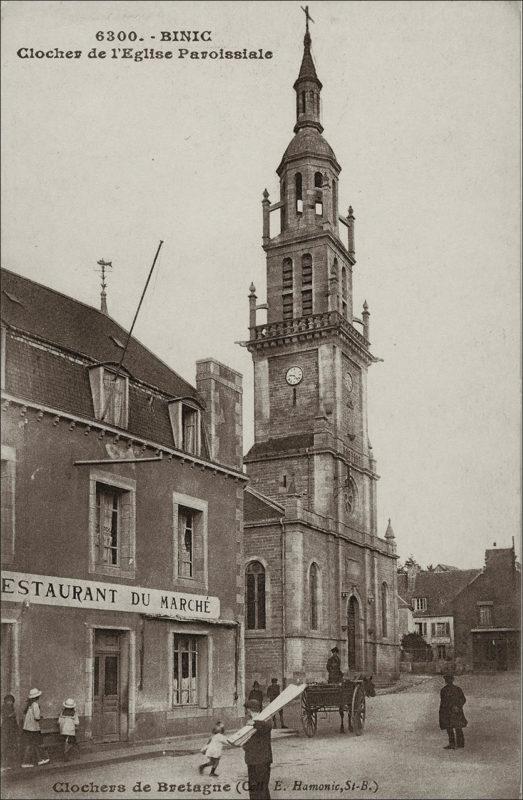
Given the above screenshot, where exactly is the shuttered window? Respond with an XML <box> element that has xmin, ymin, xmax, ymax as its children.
<box><xmin>89</xmin><ymin>472</ymin><xmax>136</xmax><ymax>578</ymax></box>
<box><xmin>246</xmin><ymin>561</ymin><xmax>266</xmax><ymax>630</ymax></box>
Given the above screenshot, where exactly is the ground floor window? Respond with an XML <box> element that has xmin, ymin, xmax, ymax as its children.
<box><xmin>172</xmin><ymin>635</ymin><xmax>198</xmax><ymax>706</ymax></box>
<box><xmin>437</xmin><ymin>644</ymin><xmax>447</xmax><ymax>659</ymax></box>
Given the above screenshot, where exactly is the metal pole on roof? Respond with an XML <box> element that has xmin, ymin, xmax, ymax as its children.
<box><xmin>101</xmin><ymin>240</ymin><xmax>164</xmax><ymax>422</ymax></box>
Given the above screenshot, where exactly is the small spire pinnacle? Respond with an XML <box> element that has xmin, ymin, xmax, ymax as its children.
<box><xmin>385</xmin><ymin>518</ymin><xmax>395</xmax><ymax>540</ymax></box>
<box><xmin>249</xmin><ymin>282</ymin><xmax>256</xmax><ymax>295</ymax></box>
<box><xmin>95</xmin><ymin>259</ymin><xmax>112</xmax><ymax>315</ymax></box>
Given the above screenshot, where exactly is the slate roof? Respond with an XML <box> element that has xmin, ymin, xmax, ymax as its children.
<box><xmin>244</xmin><ymin>487</ymin><xmax>285</xmax><ymax>524</ymax></box>
<box><xmin>397</xmin><ymin>569</ymin><xmax>482</xmax><ymax>617</ymax></box>
<box><xmin>294</xmin><ymin>32</ymin><xmax>322</xmax><ymax>87</ymax></box>
<box><xmin>245</xmin><ymin>432</ymin><xmax>314</xmax><ymax>461</ymax></box>
<box><xmin>1</xmin><ymin>268</ymin><xmax>199</xmax><ymax>400</ymax></box>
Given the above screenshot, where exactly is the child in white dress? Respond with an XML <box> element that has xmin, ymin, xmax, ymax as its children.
<box><xmin>198</xmin><ymin>722</ymin><xmax>229</xmax><ymax>777</ymax></box>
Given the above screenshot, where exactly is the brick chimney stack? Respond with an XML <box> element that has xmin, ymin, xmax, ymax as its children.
<box><xmin>196</xmin><ymin>358</ymin><xmax>243</xmax><ymax>470</ymax></box>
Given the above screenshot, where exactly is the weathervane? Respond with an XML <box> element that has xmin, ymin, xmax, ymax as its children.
<box><xmin>95</xmin><ymin>259</ymin><xmax>112</xmax><ymax>314</ymax></box>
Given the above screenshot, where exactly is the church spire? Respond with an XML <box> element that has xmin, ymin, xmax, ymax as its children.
<box><xmin>293</xmin><ymin>7</ymin><xmax>323</xmax><ymax>133</ymax></box>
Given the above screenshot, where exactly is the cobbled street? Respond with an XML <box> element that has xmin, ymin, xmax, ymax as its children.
<box><xmin>3</xmin><ymin>673</ymin><xmax>519</xmax><ymax>800</ymax></box>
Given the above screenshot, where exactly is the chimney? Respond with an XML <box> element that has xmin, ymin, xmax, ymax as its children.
<box><xmin>196</xmin><ymin>358</ymin><xmax>243</xmax><ymax>470</ymax></box>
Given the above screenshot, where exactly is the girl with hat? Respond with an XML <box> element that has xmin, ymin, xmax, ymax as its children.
<box><xmin>58</xmin><ymin>699</ymin><xmax>80</xmax><ymax>761</ymax></box>
<box><xmin>21</xmin><ymin>689</ymin><xmax>49</xmax><ymax>768</ymax></box>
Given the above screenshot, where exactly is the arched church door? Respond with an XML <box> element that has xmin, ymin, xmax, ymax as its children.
<box><xmin>347</xmin><ymin>596</ymin><xmax>358</xmax><ymax>670</ymax></box>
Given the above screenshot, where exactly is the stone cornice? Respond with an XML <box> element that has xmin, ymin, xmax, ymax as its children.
<box><xmin>263</xmin><ymin>228</ymin><xmax>355</xmax><ymax>267</ymax></box>
<box><xmin>1</xmin><ymin>393</ymin><xmax>248</xmax><ymax>482</ymax></box>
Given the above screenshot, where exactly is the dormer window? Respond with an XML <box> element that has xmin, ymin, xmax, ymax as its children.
<box><xmin>169</xmin><ymin>398</ymin><xmax>202</xmax><ymax>456</ymax></box>
<box><xmin>413</xmin><ymin>597</ymin><xmax>427</xmax><ymax>612</ymax></box>
<box><xmin>89</xmin><ymin>366</ymin><xmax>129</xmax><ymax>428</ymax></box>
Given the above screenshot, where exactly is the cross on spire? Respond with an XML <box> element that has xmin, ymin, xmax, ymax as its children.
<box><xmin>301</xmin><ymin>5</ymin><xmax>314</xmax><ymax>36</ymax></box>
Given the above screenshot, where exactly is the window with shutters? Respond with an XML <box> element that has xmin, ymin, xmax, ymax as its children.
<box><xmin>283</xmin><ymin>294</ymin><xmax>293</xmax><ymax>321</ymax></box>
<box><xmin>89</xmin><ymin>366</ymin><xmax>129</xmax><ymax>428</ymax></box>
<box><xmin>435</xmin><ymin>621</ymin><xmax>451</xmax><ymax>637</ymax></box>
<box><xmin>415</xmin><ymin>622</ymin><xmax>427</xmax><ymax>637</ymax></box>
<box><xmin>89</xmin><ymin>471</ymin><xmax>136</xmax><ymax>578</ymax></box>
<box><xmin>168</xmin><ymin>399</ymin><xmax>202</xmax><ymax>456</ymax></box>
<box><xmin>246</xmin><ymin>561</ymin><xmax>266</xmax><ymax>630</ymax></box>
<box><xmin>302</xmin><ymin>254</ymin><xmax>312</xmax><ymax>286</ymax></box>
<box><xmin>1</xmin><ymin>446</ymin><xmax>16</xmax><ymax>564</ymax></box>
<box><xmin>302</xmin><ymin>290</ymin><xmax>313</xmax><ymax>316</ymax></box>
<box><xmin>173</xmin><ymin>492</ymin><xmax>208</xmax><ymax>588</ymax></box>
<box><xmin>282</xmin><ymin>258</ymin><xmax>293</xmax><ymax>290</ymax></box>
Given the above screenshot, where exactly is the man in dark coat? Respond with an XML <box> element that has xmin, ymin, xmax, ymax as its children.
<box><xmin>243</xmin><ymin>700</ymin><xmax>273</xmax><ymax>800</ymax></box>
<box><xmin>266</xmin><ymin>678</ymin><xmax>286</xmax><ymax>729</ymax></box>
<box><xmin>247</xmin><ymin>681</ymin><xmax>264</xmax><ymax>708</ymax></box>
<box><xmin>326</xmin><ymin>647</ymin><xmax>343</xmax><ymax>683</ymax></box>
<box><xmin>439</xmin><ymin>673</ymin><xmax>467</xmax><ymax>749</ymax></box>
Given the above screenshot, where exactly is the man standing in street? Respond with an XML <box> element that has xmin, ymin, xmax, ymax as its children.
<box><xmin>326</xmin><ymin>647</ymin><xmax>343</xmax><ymax>683</ymax></box>
<box><xmin>266</xmin><ymin>678</ymin><xmax>287</xmax><ymax>729</ymax></box>
<box><xmin>439</xmin><ymin>673</ymin><xmax>467</xmax><ymax>749</ymax></box>
<box><xmin>243</xmin><ymin>699</ymin><xmax>273</xmax><ymax>800</ymax></box>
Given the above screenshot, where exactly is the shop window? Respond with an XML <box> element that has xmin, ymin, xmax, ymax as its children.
<box><xmin>310</xmin><ymin>563</ymin><xmax>319</xmax><ymax>630</ymax></box>
<box><xmin>89</xmin><ymin>366</ymin><xmax>129</xmax><ymax>428</ymax></box>
<box><xmin>89</xmin><ymin>471</ymin><xmax>136</xmax><ymax>578</ymax></box>
<box><xmin>246</xmin><ymin>561</ymin><xmax>266</xmax><ymax>630</ymax></box>
<box><xmin>172</xmin><ymin>635</ymin><xmax>198</xmax><ymax>706</ymax></box>
<box><xmin>381</xmin><ymin>582</ymin><xmax>388</xmax><ymax>637</ymax></box>
<box><xmin>1</xmin><ymin>446</ymin><xmax>15</xmax><ymax>564</ymax></box>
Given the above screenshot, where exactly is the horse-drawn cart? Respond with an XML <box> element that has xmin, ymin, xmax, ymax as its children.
<box><xmin>300</xmin><ymin>679</ymin><xmax>366</xmax><ymax>737</ymax></box>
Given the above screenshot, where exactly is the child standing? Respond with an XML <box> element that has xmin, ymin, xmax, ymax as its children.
<box><xmin>58</xmin><ymin>699</ymin><xmax>80</xmax><ymax>761</ymax></box>
<box><xmin>21</xmin><ymin>688</ymin><xmax>49</xmax><ymax>768</ymax></box>
<box><xmin>1</xmin><ymin>694</ymin><xmax>19</xmax><ymax>770</ymax></box>
<box><xmin>198</xmin><ymin>722</ymin><xmax>229</xmax><ymax>777</ymax></box>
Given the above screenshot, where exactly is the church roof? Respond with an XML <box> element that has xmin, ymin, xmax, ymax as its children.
<box><xmin>277</xmin><ymin>127</ymin><xmax>340</xmax><ymax>175</ymax></box>
<box><xmin>244</xmin><ymin>486</ymin><xmax>285</xmax><ymax>523</ymax></box>
<box><xmin>245</xmin><ymin>433</ymin><xmax>314</xmax><ymax>461</ymax></box>
<box><xmin>1</xmin><ymin>267</ymin><xmax>199</xmax><ymax>401</ymax></box>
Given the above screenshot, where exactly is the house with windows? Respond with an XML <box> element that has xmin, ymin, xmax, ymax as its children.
<box><xmin>1</xmin><ymin>267</ymin><xmax>247</xmax><ymax>743</ymax></box>
<box><xmin>241</xmin><ymin>21</ymin><xmax>400</xmax><ymax>691</ymax></box>
<box><xmin>452</xmin><ymin>545</ymin><xmax>520</xmax><ymax>670</ymax></box>
<box><xmin>397</xmin><ymin>565</ymin><xmax>481</xmax><ymax>661</ymax></box>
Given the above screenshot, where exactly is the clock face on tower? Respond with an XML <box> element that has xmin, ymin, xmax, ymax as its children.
<box><xmin>285</xmin><ymin>366</ymin><xmax>303</xmax><ymax>386</ymax></box>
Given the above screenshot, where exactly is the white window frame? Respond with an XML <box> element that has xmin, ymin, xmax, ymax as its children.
<box><xmin>415</xmin><ymin>622</ymin><xmax>427</xmax><ymax>637</ymax></box>
<box><xmin>413</xmin><ymin>597</ymin><xmax>427</xmax><ymax>612</ymax></box>
<box><xmin>167</xmin><ymin>626</ymin><xmax>211</xmax><ymax>712</ymax></box>
<box><xmin>1</xmin><ymin>445</ymin><xmax>16</xmax><ymax>565</ymax></box>
<box><xmin>88</xmin><ymin>469</ymin><xmax>136</xmax><ymax>578</ymax></box>
<box><xmin>168</xmin><ymin>400</ymin><xmax>201</xmax><ymax>455</ymax></box>
<box><xmin>88</xmin><ymin>366</ymin><xmax>129</xmax><ymax>429</ymax></box>
<box><xmin>172</xmin><ymin>492</ymin><xmax>208</xmax><ymax>590</ymax></box>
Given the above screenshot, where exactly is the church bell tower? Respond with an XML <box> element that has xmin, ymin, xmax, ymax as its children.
<box><xmin>243</xmin><ymin>12</ymin><xmax>399</xmax><ymax>685</ymax></box>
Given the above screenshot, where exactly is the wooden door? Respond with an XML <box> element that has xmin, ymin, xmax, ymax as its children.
<box><xmin>93</xmin><ymin>632</ymin><xmax>121</xmax><ymax>742</ymax></box>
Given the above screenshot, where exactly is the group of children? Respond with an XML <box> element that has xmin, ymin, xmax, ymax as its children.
<box><xmin>1</xmin><ymin>689</ymin><xmax>80</xmax><ymax>770</ymax></box>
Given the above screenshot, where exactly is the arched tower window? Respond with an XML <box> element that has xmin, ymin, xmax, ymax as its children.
<box><xmin>300</xmin><ymin>91</ymin><xmax>306</xmax><ymax>114</ymax></box>
<box><xmin>246</xmin><ymin>561</ymin><xmax>266</xmax><ymax>630</ymax></box>
<box><xmin>310</xmin><ymin>562</ymin><xmax>319</xmax><ymax>629</ymax></box>
<box><xmin>314</xmin><ymin>172</ymin><xmax>323</xmax><ymax>188</ymax></box>
<box><xmin>280</xmin><ymin>179</ymin><xmax>287</xmax><ymax>231</ymax></box>
<box><xmin>381</xmin><ymin>582</ymin><xmax>388</xmax><ymax>637</ymax></box>
<box><xmin>295</xmin><ymin>172</ymin><xmax>303</xmax><ymax>213</ymax></box>
<box><xmin>301</xmin><ymin>254</ymin><xmax>313</xmax><ymax>316</ymax></box>
<box><xmin>314</xmin><ymin>172</ymin><xmax>323</xmax><ymax>216</ymax></box>
<box><xmin>341</xmin><ymin>266</ymin><xmax>348</xmax><ymax>319</ymax></box>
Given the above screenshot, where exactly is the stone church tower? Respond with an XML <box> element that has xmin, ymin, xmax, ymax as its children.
<box><xmin>242</xmin><ymin>20</ymin><xmax>400</xmax><ymax>686</ymax></box>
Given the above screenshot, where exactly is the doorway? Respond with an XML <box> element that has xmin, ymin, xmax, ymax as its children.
<box><xmin>347</xmin><ymin>596</ymin><xmax>359</xmax><ymax>671</ymax></box>
<box><xmin>93</xmin><ymin>630</ymin><xmax>127</xmax><ymax>742</ymax></box>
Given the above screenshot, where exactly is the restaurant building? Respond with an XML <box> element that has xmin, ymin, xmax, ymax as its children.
<box><xmin>1</xmin><ymin>267</ymin><xmax>246</xmax><ymax>742</ymax></box>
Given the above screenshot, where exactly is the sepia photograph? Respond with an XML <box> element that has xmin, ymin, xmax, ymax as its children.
<box><xmin>1</xmin><ymin>2</ymin><xmax>520</xmax><ymax>799</ymax></box>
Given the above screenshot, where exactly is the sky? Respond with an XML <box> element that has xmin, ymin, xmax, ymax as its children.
<box><xmin>1</xmin><ymin>0</ymin><xmax>520</xmax><ymax>569</ymax></box>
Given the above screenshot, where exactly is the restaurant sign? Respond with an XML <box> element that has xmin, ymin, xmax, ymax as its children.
<box><xmin>1</xmin><ymin>571</ymin><xmax>220</xmax><ymax>620</ymax></box>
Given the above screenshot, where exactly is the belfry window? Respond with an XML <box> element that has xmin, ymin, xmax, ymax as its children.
<box><xmin>246</xmin><ymin>561</ymin><xmax>266</xmax><ymax>630</ymax></box>
<box><xmin>283</xmin><ymin>294</ymin><xmax>293</xmax><ymax>321</ymax></box>
<box><xmin>310</xmin><ymin>563</ymin><xmax>319</xmax><ymax>630</ymax></box>
<box><xmin>281</xmin><ymin>179</ymin><xmax>287</xmax><ymax>230</ymax></box>
<box><xmin>342</xmin><ymin>266</ymin><xmax>348</xmax><ymax>319</ymax></box>
<box><xmin>302</xmin><ymin>254</ymin><xmax>312</xmax><ymax>285</ymax></box>
<box><xmin>314</xmin><ymin>172</ymin><xmax>323</xmax><ymax>215</ymax></box>
<box><xmin>282</xmin><ymin>258</ymin><xmax>293</xmax><ymax>290</ymax></box>
<box><xmin>302</xmin><ymin>290</ymin><xmax>313</xmax><ymax>316</ymax></box>
<box><xmin>314</xmin><ymin>172</ymin><xmax>323</xmax><ymax>188</ymax></box>
<box><xmin>300</xmin><ymin>91</ymin><xmax>306</xmax><ymax>114</ymax></box>
<box><xmin>295</xmin><ymin>173</ymin><xmax>303</xmax><ymax>213</ymax></box>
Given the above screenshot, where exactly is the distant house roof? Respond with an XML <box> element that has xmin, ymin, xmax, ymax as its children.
<box><xmin>245</xmin><ymin>433</ymin><xmax>314</xmax><ymax>460</ymax></box>
<box><xmin>397</xmin><ymin>569</ymin><xmax>482</xmax><ymax>617</ymax></box>
<box><xmin>1</xmin><ymin>268</ymin><xmax>199</xmax><ymax>400</ymax></box>
<box><xmin>244</xmin><ymin>486</ymin><xmax>285</xmax><ymax>524</ymax></box>
<box><xmin>434</xmin><ymin>563</ymin><xmax>459</xmax><ymax>572</ymax></box>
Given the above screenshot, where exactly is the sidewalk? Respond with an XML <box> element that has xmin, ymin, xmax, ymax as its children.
<box><xmin>2</xmin><ymin>728</ymin><xmax>297</xmax><ymax>784</ymax></box>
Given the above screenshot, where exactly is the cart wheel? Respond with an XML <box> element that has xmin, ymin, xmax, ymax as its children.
<box><xmin>301</xmin><ymin>694</ymin><xmax>318</xmax><ymax>737</ymax></box>
<box><xmin>351</xmin><ymin>684</ymin><xmax>365</xmax><ymax>736</ymax></box>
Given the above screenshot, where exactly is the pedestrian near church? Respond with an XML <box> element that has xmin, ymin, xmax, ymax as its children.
<box><xmin>242</xmin><ymin>699</ymin><xmax>273</xmax><ymax>800</ymax></box>
<box><xmin>21</xmin><ymin>688</ymin><xmax>50</xmax><ymax>768</ymax></box>
<box><xmin>58</xmin><ymin>699</ymin><xmax>80</xmax><ymax>761</ymax></box>
<box><xmin>439</xmin><ymin>673</ymin><xmax>467</xmax><ymax>749</ymax></box>
<box><xmin>1</xmin><ymin>694</ymin><xmax>19</xmax><ymax>769</ymax></box>
<box><xmin>266</xmin><ymin>678</ymin><xmax>286</xmax><ymax>729</ymax></box>
<box><xmin>248</xmin><ymin>681</ymin><xmax>264</xmax><ymax>708</ymax></box>
<box><xmin>326</xmin><ymin>647</ymin><xmax>344</xmax><ymax>683</ymax></box>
